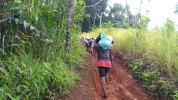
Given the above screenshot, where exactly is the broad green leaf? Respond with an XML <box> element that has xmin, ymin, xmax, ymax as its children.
<box><xmin>4</xmin><ymin>14</ymin><xmax>14</xmax><ymax>19</ymax></box>
<box><xmin>19</xmin><ymin>10</ymin><xmax>26</xmax><ymax>19</ymax></box>
<box><xmin>10</xmin><ymin>3</ymin><xmax>20</xmax><ymax>10</ymax></box>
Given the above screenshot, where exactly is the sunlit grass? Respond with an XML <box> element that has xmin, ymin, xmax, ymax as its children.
<box><xmin>83</xmin><ymin>28</ymin><xmax>178</xmax><ymax>79</ymax></box>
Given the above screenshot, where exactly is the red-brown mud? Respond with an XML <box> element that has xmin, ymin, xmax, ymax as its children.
<box><xmin>61</xmin><ymin>54</ymin><xmax>153</xmax><ymax>100</ymax></box>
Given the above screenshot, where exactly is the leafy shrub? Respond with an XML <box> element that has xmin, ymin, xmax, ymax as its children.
<box><xmin>138</xmin><ymin>16</ymin><xmax>150</xmax><ymax>31</ymax></box>
<box><xmin>0</xmin><ymin>0</ymin><xmax>86</xmax><ymax>99</ymax></box>
<box><xmin>128</xmin><ymin>59</ymin><xmax>177</xmax><ymax>99</ymax></box>
<box><xmin>129</xmin><ymin>59</ymin><xmax>144</xmax><ymax>79</ymax></box>
<box><xmin>0</xmin><ymin>50</ymin><xmax>81</xmax><ymax>99</ymax></box>
<box><xmin>172</xmin><ymin>90</ymin><xmax>178</xmax><ymax>99</ymax></box>
<box><xmin>102</xmin><ymin>21</ymin><xmax>114</xmax><ymax>28</ymax></box>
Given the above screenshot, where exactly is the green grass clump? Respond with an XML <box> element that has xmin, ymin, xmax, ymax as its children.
<box><xmin>128</xmin><ymin>59</ymin><xmax>177</xmax><ymax>100</ymax></box>
<box><xmin>0</xmin><ymin>33</ymin><xmax>85</xmax><ymax>99</ymax></box>
<box><xmin>0</xmin><ymin>52</ymin><xmax>81</xmax><ymax>99</ymax></box>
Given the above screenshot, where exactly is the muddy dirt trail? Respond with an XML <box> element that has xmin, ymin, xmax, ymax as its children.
<box><xmin>61</xmin><ymin>53</ymin><xmax>153</xmax><ymax>100</ymax></box>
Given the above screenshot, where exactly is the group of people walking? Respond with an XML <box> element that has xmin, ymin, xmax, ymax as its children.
<box><xmin>81</xmin><ymin>36</ymin><xmax>95</xmax><ymax>56</ymax></box>
<box><xmin>81</xmin><ymin>33</ymin><xmax>114</xmax><ymax>98</ymax></box>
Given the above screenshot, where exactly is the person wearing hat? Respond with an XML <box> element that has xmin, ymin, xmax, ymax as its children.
<box><xmin>95</xmin><ymin>33</ymin><xmax>114</xmax><ymax>98</ymax></box>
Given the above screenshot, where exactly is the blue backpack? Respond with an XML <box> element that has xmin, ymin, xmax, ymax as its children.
<box><xmin>98</xmin><ymin>33</ymin><xmax>112</xmax><ymax>49</ymax></box>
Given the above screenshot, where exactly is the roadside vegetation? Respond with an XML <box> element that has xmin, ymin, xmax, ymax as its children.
<box><xmin>0</xmin><ymin>0</ymin><xmax>85</xmax><ymax>99</ymax></box>
<box><xmin>1</xmin><ymin>0</ymin><xmax>178</xmax><ymax>99</ymax></box>
<box><xmin>84</xmin><ymin>18</ymin><xmax>178</xmax><ymax>99</ymax></box>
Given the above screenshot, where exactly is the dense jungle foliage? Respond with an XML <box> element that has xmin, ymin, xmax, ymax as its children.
<box><xmin>0</xmin><ymin>0</ymin><xmax>86</xmax><ymax>99</ymax></box>
<box><xmin>0</xmin><ymin>0</ymin><xmax>178</xmax><ymax>100</ymax></box>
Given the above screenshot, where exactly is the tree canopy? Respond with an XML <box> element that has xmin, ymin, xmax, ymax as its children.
<box><xmin>81</xmin><ymin>1</ymin><xmax>140</xmax><ymax>32</ymax></box>
<box><xmin>82</xmin><ymin>0</ymin><xmax>108</xmax><ymax>32</ymax></box>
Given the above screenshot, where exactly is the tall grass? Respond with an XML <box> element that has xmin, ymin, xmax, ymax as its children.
<box><xmin>0</xmin><ymin>0</ymin><xmax>86</xmax><ymax>99</ymax></box>
<box><xmin>85</xmin><ymin>28</ymin><xmax>178</xmax><ymax>79</ymax></box>
<box><xmin>145</xmin><ymin>29</ymin><xmax>178</xmax><ymax>78</ymax></box>
<box><xmin>0</xmin><ymin>33</ymin><xmax>85</xmax><ymax>99</ymax></box>
<box><xmin>0</xmin><ymin>52</ymin><xmax>78</xmax><ymax>99</ymax></box>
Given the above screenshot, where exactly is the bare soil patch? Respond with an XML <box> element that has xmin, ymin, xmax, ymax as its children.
<box><xmin>61</xmin><ymin>54</ymin><xmax>153</xmax><ymax>100</ymax></box>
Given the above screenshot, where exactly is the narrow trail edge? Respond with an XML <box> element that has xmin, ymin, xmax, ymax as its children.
<box><xmin>61</xmin><ymin>54</ymin><xmax>153</xmax><ymax>100</ymax></box>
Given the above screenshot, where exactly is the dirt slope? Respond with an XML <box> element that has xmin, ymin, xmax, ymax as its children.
<box><xmin>61</xmin><ymin>54</ymin><xmax>153</xmax><ymax>100</ymax></box>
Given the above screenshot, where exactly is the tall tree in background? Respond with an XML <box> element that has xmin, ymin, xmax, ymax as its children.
<box><xmin>102</xmin><ymin>2</ymin><xmax>136</xmax><ymax>28</ymax></box>
<box><xmin>121</xmin><ymin>1</ymin><xmax>134</xmax><ymax>27</ymax></box>
<box><xmin>82</xmin><ymin>0</ymin><xmax>144</xmax><ymax>30</ymax></box>
<box><xmin>82</xmin><ymin>0</ymin><xmax>108</xmax><ymax>32</ymax></box>
<box><xmin>108</xmin><ymin>3</ymin><xmax>125</xmax><ymax>27</ymax></box>
<box><xmin>132</xmin><ymin>0</ymin><xmax>142</xmax><ymax>28</ymax></box>
<box><xmin>133</xmin><ymin>0</ymin><xmax>151</xmax><ymax>28</ymax></box>
<box><xmin>125</xmin><ymin>0</ymin><xmax>130</xmax><ymax>25</ymax></box>
<box><xmin>174</xmin><ymin>3</ymin><xmax>178</xmax><ymax>14</ymax></box>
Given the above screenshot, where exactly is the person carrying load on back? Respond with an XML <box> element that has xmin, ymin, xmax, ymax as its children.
<box><xmin>94</xmin><ymin>33</ymin><xmax>114</xmax><ymax>98</ymax></box>
<box><xmin>88</xmin><ymin>37</ymin><xmax>95</xmax><ymax>56</ymax></box>
<box><xmin>81</xmin><ymin>36</ymin><xmax>90</xmax><ymax>51</ymax></box>
<box><xmin>80</xmin><ymin>36</ymin><xmax>86</xmax><ymax>45</ymax></box>
<box><xmin>80</xmin><ymin>36</ymin><xmax>89</xmax><ymax>46</ymax></box>
<box><xmin>84</xmin><ymin>37</ymin><xmax>95</xmax><ymax>56</ymax></box>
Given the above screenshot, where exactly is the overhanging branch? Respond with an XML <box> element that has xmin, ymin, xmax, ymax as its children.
<box><xmin>85</xmin><ymin>0</ymin><xmax>102</xmax><ymax>8</ymax></box>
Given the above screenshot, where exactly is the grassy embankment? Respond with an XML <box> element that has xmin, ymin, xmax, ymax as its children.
<box><xmin>83</xmin><ymin>28</ymin><xmax>178</xmax><ymax>99</ymax></box>
<box><xmin>0</xmin><ymin>34</ymin><xmax>85</xmax><ymax>99</ymax></box>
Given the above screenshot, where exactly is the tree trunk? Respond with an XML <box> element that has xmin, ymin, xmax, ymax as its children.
<box><xmin>66</xmin><ymin>0</ymin><xmax>73</xmax><ymax>53</ymax></box>
<box><xmin>125</xmin><ymin>0</ymin><xmax>130</xmax><ymax>25</ymax></box>
<box><xmin>93</xmin><ymin>12</ymin><xmax>96</xmax><ymax>27</ymax></box>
